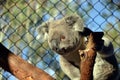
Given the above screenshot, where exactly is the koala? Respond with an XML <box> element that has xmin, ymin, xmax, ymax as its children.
<box><xmin>36</xmin><ymin>14</ymin><xmax>119</xmax><ymax>80</ymax></box>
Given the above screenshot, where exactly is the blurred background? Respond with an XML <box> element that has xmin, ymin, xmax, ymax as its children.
<box><xmin>0</xmin><ymin>0</ymin><xmax>120</xmax><ymax>80</ymax></box>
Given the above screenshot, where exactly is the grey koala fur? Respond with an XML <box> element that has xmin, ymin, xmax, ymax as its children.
<box><xmin>37</xmin><ymin>14</ymin><xmax>119</xmax><ymax>80</ymax></box>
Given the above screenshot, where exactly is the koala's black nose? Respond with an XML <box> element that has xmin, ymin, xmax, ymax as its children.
<box><xmin>61</xmin><ymin>48</ymin><xmax>66</xmax><ymax>52</ymax></box>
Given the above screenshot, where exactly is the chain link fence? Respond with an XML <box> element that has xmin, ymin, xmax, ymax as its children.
<box><xmin>0</xmin><ymin>0</ymin><xmax>120</xmax><ymax>80</ymax></box>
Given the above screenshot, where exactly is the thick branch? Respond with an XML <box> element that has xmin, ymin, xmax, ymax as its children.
<box><xmin>79</xmin><ymin>32</ymin><xmax>104</xmax><ymax>80</ymax></box>
<box><xmin>0</xmin><ymin>43</ymin><xmax>54</xmax><ymax>80</ymax></box>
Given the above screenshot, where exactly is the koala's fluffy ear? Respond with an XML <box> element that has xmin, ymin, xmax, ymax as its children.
<box><xmin>65</xmin><ymin>14</ymin><xmax>84</xmax><ymax>31</ymax></box>
<box><xmin>36</xmin><ymin>22</ymin><xmax>49</xmax><ymax>42</ymax></box>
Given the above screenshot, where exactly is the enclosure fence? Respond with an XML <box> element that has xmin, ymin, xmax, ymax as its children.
<box><xmin>0</xmin><ymin>0</ymin><xmax>120</xmax><ymax>80</ymax></box>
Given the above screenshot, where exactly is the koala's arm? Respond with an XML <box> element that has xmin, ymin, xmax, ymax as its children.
<box><xmin>59</xmin><ymin>56</ymin><xmax>80</xmax><ymax>80</ymax></box>
<box><xmin>98</xmin><ymin>37</ymin><xmax>114</xmax><ymax>58</ymax></box>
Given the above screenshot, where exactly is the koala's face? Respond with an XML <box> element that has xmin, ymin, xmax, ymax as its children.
<box><xmin>37</xmin><ymin>15</ymin><xmax>91</xmax><ymax>55</ymax></box>
<box><xmin>48</xmin><ymin>20</ymin><xmax>80</xmax><ymax>55</ymax></box>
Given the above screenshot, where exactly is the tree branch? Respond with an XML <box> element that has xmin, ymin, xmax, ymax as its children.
<box><xmin>79</xmin><ymin>32</ymin><xmax>104</xmax><ymax>80</ymax></box>
<box><xmin>0</xmin><ymin>43</ymin><xmax>54</xmax><ymax>80</ymax></box>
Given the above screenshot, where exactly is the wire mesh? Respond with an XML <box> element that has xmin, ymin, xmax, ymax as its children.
<box><xmin>0</xmin><ymin>0</ymin><xmax>120</xmax><ymax>80</ymax></box>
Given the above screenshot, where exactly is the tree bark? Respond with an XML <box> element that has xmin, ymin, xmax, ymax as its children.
<box><xmin>0</xmin><ymin>43</ymin><xmax>54</xmax><ymax>80</ymax></box>
<box><xmin>79</xmin><ymin>32</ymin><xmax>104</xmax><ymax>80</ymax></box>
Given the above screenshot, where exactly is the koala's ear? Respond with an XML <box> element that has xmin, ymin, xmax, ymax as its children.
<box><xmin>65</xmin><ymin>15</ymin><xmax>78</xmax><ymax>26</ymax></box>
<box><xmin>79</xmin><ymin>27</ymin><xmax>93</xmax><ymax>36</ymax></box>
<box><xmin>65</xmin><ymin>14</ymin><xmax>84</xmax><ymax>31</ymax></box>
<box><xmin>36</xmin><ymin>22</ymin><xmax>49</xmax><ymax>41</ymax></box>
<box><xmin>37</xmin><ymin>22</ymin><xmax>49</xmax><ymax>33</ymax></box>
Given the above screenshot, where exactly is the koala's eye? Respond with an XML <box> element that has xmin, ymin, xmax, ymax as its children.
<box><xmin>60</xmin><ymin>35</ymin><xmax>65</xmax><ymax>41</ymax></box>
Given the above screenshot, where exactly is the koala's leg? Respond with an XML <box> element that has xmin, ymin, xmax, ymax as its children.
<box><xmin>59</xmin><ymin>56</ymin><xmax>80</xmax><ymax>80</ymax></box>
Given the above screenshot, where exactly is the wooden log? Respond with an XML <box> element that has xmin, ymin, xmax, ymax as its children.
<box><xmin>79</xmin><ymin>32</ymin><xmax>104</xmax><ymax>80</ymax></box>
<box><xmin>0</xmin><ymin>43</ymin><xmax>54</xmax><ymax>80</ymax></box>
